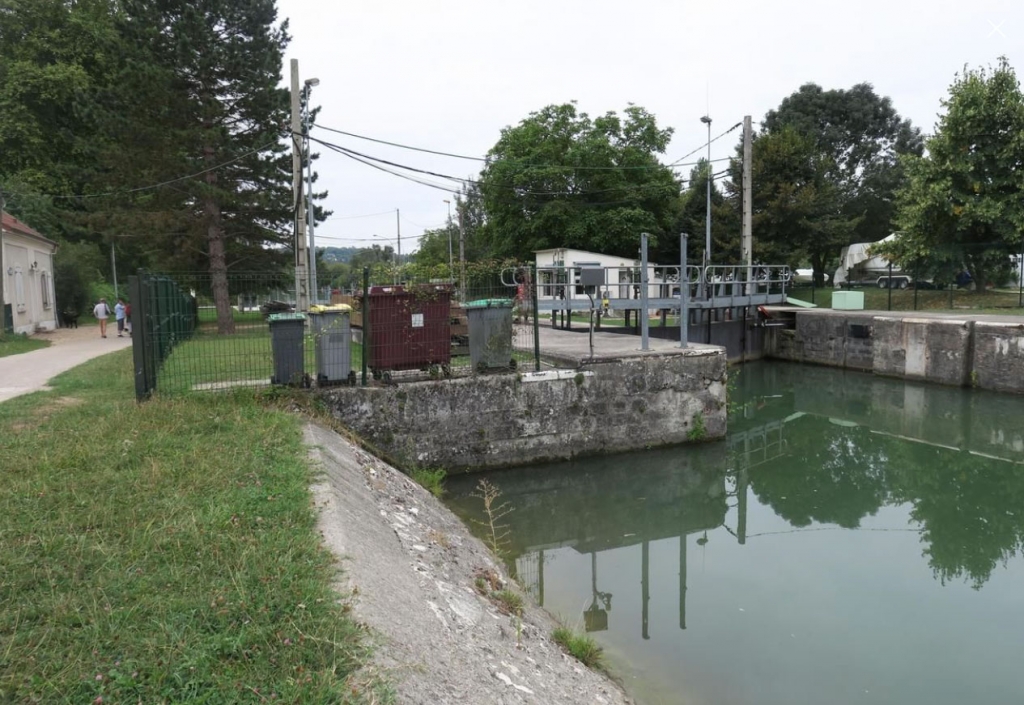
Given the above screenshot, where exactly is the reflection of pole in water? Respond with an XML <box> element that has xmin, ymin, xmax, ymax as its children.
<box><xmin>642</xmin><ymin>540</ymin><xmax>650</xmax><ymax>640</ymax></box>
<box><xmin>679</xmin><ymin>533</ymin><xmax>687</xmax><ymax>630</ymax></box>
<box><xmin>538</xmin><ymin>549</ymin><xmax>545</xmax><ymax>607</ymax></box>
<box><xmin>738</xmin><ymin>465</ymin><xmax>748</xmax><ymax>545</ymax></box>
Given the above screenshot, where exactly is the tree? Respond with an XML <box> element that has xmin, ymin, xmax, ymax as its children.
<box><xmin>880</xmin><ymin>58</ymin><xmax>1024</xmax><ymax>289</ymax></box>
<box><xmin>755</xmin><ymin>83</ymin><xmax>922</xmax><ymax>282</ymax></box>
<box><xmin>742</xmin><ymin>127</ymin><xmax>859</xmax><ymax>283</ymax></box>
<box><xmin>673</xmin><ymin>159</ymin><xmax>741</xmax><ymax>266</ymax></box>
<box><xmin>414</xmin><ymin>182</ymin><xmax>492</xmax><ymax>272</ymax></box>
<box><xmin>478</xmin><ymin>103</ymin><xmax>679</xmax><ymax>260</ymax></box>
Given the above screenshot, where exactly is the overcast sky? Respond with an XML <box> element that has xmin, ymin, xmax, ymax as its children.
<box><xmin>275</xmin><ymin>0</ymin><xmax>1022</xmax><ymax>254</ymax></box>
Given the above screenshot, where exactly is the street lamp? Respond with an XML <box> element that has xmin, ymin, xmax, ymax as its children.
<box><xmin>443</xmin><ymin>199</ymin><xmax>453</xmax><ymax>280</ymax></box>
<box><xmin>303</xmin><ymin>77</ymin><xmax>320</xmax><ymax>303</ymax></box>
<box><xmin>700</xmin><ymin>115</ymin><xmax>712</xmax><ymax>269</ymax></box>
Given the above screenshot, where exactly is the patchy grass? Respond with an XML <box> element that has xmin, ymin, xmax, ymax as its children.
<box><xmin>552</xmin><ymin>626</ymin><xmax>604</xmax><ymax>669</ymax></box>
<box><xmin>0</xmin><ymin>349</ymin><xmax>385</xmax><ymax>703</ymax></box>
<box><xmin>410</xmin><ymin>467</ymin><xmax>446</xmax><ymax>498</ymax></box>
<box><xmin>491</xmin><ymin>589</ymin><xmax>524</xmax><ymax>616</ymax></box>
<box><xmin>788</xmin><ymin>286</ymin><xmax>1024</xmax><ymax>313</ymax></box>
<box><xmin>156</xmin><ymin>327</ymin><xmax>363</xmax><ymax>395</ymax></box>
<box><xmin>0</xmin><ymin>333</ymin><xmax>50</xmax><ymax>358</ymax></box>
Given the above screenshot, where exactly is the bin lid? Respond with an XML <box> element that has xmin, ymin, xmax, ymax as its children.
<box><xmin>268</xmin><ymin>312</ymin><xmax>307</xmax><ymax>322</ymax></box>
<box><xmin>309</xmin><ymin>304</ymin><xmax>352</xmax><ymax>313</ymax></box>
<box><xmin>465</xmin><ymin>298</ymin><xmax>514</xmax><ymax>309</ymax></box>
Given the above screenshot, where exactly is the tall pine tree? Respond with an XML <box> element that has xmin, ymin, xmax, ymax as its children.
<box><xmin>125</xmin><ymin>0</ymin><xmax>295</xmax><ymax>333</ymax></box>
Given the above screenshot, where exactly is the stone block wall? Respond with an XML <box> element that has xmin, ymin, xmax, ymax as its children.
<box><xmin>872</xmin><ymin>317</ymin><xmax>972</xmax><ymax>386</ymax></box>
<box><xmin>321</xmin><ymin>350</ymin><xmax>727</xmax><ymax>473</ymax></box>
<box><xmin>972</xmin><ymin>322</ymin><xmax>1024</xmax><ymax>394</ymax></box>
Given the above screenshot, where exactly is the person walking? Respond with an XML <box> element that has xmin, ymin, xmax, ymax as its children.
<box><xmin>114</xmin><ymin>298</ymin><xmax>127</xmax><ymax>337</ymax></box>
<box><xmin>93</xmin><ymin>298</ymin><xmax>111</xmax><ymax>338</ymax></box>
<box><xmin>124</xmin><ymin>301</ymin><xmax>132</xmax><ymax>336</ymax></box>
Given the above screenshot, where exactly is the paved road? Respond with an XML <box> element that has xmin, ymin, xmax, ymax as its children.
<box><xmin>0</xmin><ymin>326</ymin><xmax>132</xmax><ymax>403</ymax></box>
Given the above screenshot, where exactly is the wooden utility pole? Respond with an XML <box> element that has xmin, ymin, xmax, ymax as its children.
<box><xmin>290</xmin><ymin>59</ymin><xmax>309</xmax><ymax>311</ymax></box>
<box><xmin>742</xmin><ymin>115</ymin><xmax>753</xmax><ymax>291</ymax></box>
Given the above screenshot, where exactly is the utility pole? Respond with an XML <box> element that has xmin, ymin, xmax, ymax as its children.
<box><xmin>443</xmin><ymin>199</ymin><xmax>453</xmax><ymax>280</ymax></box>
<box><xmin>742</xmin><ymin>115</ymin><xmax>753</xmax><ymax>293</ymax></box>
<box><xmin>458</xmin><ymin>206</ymin><xmax>466</xmax><ymax>300</ymax></box>
<box><xmin>396</xmin><ymin>208</ymin><xmax>401</xmax><ymax>284</ymax></box>
<box><xmin>290</xmin><ymin>59</ymin><xmax>309</xmax><ymax>312</ymax></box>
<box><xmin>303</xmin><ymin>77</ymin><xmax>319</xmax><ymax>305</ymax></box>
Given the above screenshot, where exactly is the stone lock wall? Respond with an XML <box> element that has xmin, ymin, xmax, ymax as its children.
<box><xmin>766</xmin><ymin>311</ymin><xmax>1024</xmax><ymax>394</ymax></box>
<box><xmin>320</xmin><ymin>350</ymin><xmax>727</xmax><ymax>473</ymax></box>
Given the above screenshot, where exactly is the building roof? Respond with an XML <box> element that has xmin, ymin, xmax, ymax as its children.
<box><xmin>1</xmin><ymin>210</ymin><xmax>57</xmax><ymax>248</ymax></box>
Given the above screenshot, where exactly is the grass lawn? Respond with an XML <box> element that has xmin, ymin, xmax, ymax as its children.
<box><xmin>787</xmin><ymin>286</ymin><xmax>1024</xmax><ymax>313</ymax></box>
<box><xmin>0</xmin><ymin>334</ymin><xmax>50</xmax><ymax>358</ymax></box>
<box><xmin>0</xmin><ymin>349</ymin><xmax>385</xmax><ymax>703</ymax></box>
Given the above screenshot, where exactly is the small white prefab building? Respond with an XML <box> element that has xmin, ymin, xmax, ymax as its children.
<box><xmin>533</xmin><ymin>247</ymin><xmax>672</xmax><ymax>304</ymax></box>
<box><xmin>2</xmin><ymin>211</ymin><xmax>58</xmax><ymax>334</ymax></box>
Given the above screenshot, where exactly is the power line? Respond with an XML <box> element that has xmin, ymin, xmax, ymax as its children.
<box><xmin>667</xmin><ymin>122</ymin><xmax>743</xmax><ymax>166</ymax></box>
<box><xmin>313</xmin><ymin>123</ymin><xmax>721</xmax><ymax>172</ymax></box>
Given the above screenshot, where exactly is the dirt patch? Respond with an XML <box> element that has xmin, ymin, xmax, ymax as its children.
<box><xmin>305</xmin><ymin>423</ymin><xmax>634</xmax><ymax>705</ymax></box>
<box><xmin>9</xmin><ymin>396</ymin><xmax>83</xmax><ymax>432</ymax></box>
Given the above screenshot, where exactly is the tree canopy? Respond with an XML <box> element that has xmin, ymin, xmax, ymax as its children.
<box><xmin>477</xmin><ymin>103</ymin><xmax>679</xmax><ymax>261</ymax></box>
<box><xmin>879</xmin><ymin>57</ymin><xmax>1024</xmax><ymax>289</ymax></box>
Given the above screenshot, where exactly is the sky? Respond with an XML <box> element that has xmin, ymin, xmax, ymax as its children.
<box><xmin>275</xmin><ymin>0</ymin><xmax>1023</xmax><ymax>254</ymax></box>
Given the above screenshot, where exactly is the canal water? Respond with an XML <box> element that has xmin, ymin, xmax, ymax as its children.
<box><xmin>445</xmin><ymin>362</ymin><xmax>1024</xmax><ymax>705</ymax></box>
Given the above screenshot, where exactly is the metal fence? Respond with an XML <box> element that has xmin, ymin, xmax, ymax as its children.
<box><xmin>129</xmin><ymin>266</ymin><xmax>542</xmax><ymax>400</ymax></box>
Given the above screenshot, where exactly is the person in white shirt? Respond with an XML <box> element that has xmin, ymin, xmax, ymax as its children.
<box><xmin>114</xmin><ymin>298</ymin><xmax>127</xmax><ymax>337</ymax></box>
<box><xmin>93</xmin><ymin>298</ymin><xmax>111</xmax><ymax>338</ymax></box>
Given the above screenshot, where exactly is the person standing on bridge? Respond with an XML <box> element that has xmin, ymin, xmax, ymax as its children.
<box><xmin>93</xmin><ymin>298</ymin><xmax>111</xmax><ymax>338</ymax></box>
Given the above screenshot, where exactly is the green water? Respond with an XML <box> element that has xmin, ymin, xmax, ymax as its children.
<box><xmin>445</xmin><ymin>362</ymin><xmax>1024</xmax><ymax>705</ymax></box>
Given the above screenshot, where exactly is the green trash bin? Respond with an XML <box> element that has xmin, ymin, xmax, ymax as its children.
<box><xmin>308</xmin><ymin>305</ymin><xmax>355</xmax><ymax>387</ymax></box>
<box><xmin>268</xmin><ymin>313</ymin><xmax>306</xmax><ymax>386</ymax></box>
<box><xmin>465</xmin><ymin>298</ymin><xmax>515</xmax><ymax>372</ymax></box>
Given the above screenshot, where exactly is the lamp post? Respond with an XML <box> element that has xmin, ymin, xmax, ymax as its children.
<box><xmin>303</xmin><ymin>77</ymin><xmax>320</xmax><ymax>304</ymax></box>
<box><xmin>443</xmin><ymin>199</ymin><xmax>453</xmax><ymax>281</ymax></box>
<box><xmin>700</xmin><ymin>115</ymin><xmax>712</xmax><ymax>270</ymax></box>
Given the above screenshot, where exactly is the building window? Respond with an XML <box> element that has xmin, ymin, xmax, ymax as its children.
<box><xmin>41</xmin><ymin>272</ymin><xmax>51</xmax><ymax>309</ymax></box>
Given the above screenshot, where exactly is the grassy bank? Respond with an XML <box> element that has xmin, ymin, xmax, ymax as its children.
<box><xmin>0</xmin><ymin>349</ymin><xmax>384</xmax><ymax>703</ymax></box>
<box><xmin>787</xmin><ymin>286</ymin><xmax>1024</xmax><ymax>313</ymax></box>
<box><xmin>0</xmin><ymin>334</ymin><xmax>50</xmax><ymax>358</ymax></box>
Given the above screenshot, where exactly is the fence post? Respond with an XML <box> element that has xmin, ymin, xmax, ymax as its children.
<box><xmin>361</xmin><ymin>267</ymin><xmax>369</xmax><ymax>386</ymax></box>
<box><xmin>532</xmin><ymin>266</ymin><xmax>540</xmax><ymax>371</ymax></box>
<box><xmin>129</xmin><ymin>272</ymin><xmax>150</xmax><ymax>401</ymax></box>
<box><xmin>887</xmin><ymin>263</ymin><xmax>893</xmax><ymax>311</ymax></box>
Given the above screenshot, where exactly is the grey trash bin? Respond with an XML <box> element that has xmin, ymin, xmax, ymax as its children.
<box><xmin>268</xmin><ymin>312</ymin><xmax>306</xmax><ymax>385</ymax></box>
<box><xmin>465</xmin><ymin>298</ymin><xmax>515</xmax><ymax>372</ymax></box>
<box><xmin>309</xmin><ymin>305</ymin><xmax>355</xmax><ymax>387</ymax></box>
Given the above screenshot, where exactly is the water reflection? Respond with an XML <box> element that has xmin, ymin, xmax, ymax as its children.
<box><xmin>445</xmin><ymin>363</ymin><xmax>1024</xmax><ymax>704</ymax></box>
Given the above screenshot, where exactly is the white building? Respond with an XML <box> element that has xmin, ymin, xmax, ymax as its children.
<box><xmin>2</xmin><ymin>211</ymin><xmax>58</xmax><ymax>334</ymax></box>
<box><xmin>533</xmin><ymin>247</ymin><xmax>674</xmax><ymax>304</ymax></box>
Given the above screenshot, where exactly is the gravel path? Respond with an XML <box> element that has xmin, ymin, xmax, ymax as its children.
<box><xmin>306</xmin><ymin>423</ymin><xmax>634</xmax><ymax>705</ymax></box>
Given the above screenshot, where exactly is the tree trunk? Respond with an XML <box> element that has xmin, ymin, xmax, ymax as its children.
<box><xmin>811</xmin><ymin>254</ymin><xmax>826</xmax><ymax>288</ymax></box>
<box><xmin>204</xmin><ymin>142</ymin><xmax>235</xmax><ymax>334</ymax></box>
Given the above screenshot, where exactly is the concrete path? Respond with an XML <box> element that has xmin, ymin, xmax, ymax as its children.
<box><xmin>0</xmin><ymin>326</ymin><xmax>132</xmax><ymax>403</ymax></box>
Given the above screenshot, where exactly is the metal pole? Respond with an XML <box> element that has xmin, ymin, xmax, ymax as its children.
<box><xmin>0</xmin><ymin>189</ymin><xmax>5</xmax><ymax>330</ymax></box>
<box><xmin>680</xmin><ymin>232</ymin><xmax>688</xmax><ymax>348</ymax></box>
<box><xmin>289</xmin><ymin>59</ymin><xmax>309</xmax><ymax>312</ymax></box>
<box><xmin>361</xmin><ymin>267</ymin><xmax>369</xmax><ymax>386</ymax></box>
<box><xmin>741</xmin><ymin>115</ymin><xmax>752</xmax><ymax>295</ymax></box>
<box><xmin>1019</xmin><ymin>239</ymin><xmax>1023</xmax><ymax>308</ymax></box>
<box><xmin>111</xmin><ymin>243</ymin><xmax>118</xmax><ymax>299</ymax></box>
<box><xmin>458</xmin><ymin>207</ymin><xmax>466</xmax><ymax>301</ymax></box>
<box><xmin>532</xmin><ymin>267</ymin><xmax>540</xmax><ymax>372</ymax></box>
<box><xmin>304</xmin><ymin>86</ymin><xmax>317</xmax><ymax>305</ymax></box>
<box><xmin>888</xmin><ymin>262</ymin><xmax>893</xmax><ymax>311</ymax></box>
<box><xmin>640</xmin><ymin>233</ymin><xmax>650</xmax><ymax>351</ymax></box>
<box><xmin>701</xmin><ymin>115</ymin><xmax>713</xmax><ymax>268</ymax></box>
<box><xmin>396</xmin><ymin>208</ymin><xmax>401</xmax><ymax>284</ymax></box>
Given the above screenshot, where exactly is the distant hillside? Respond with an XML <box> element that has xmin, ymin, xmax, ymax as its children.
<box><xmin>321</xmin><ymin>246</ymin><xmax>360</xmax><ymax>263</ymax></box>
